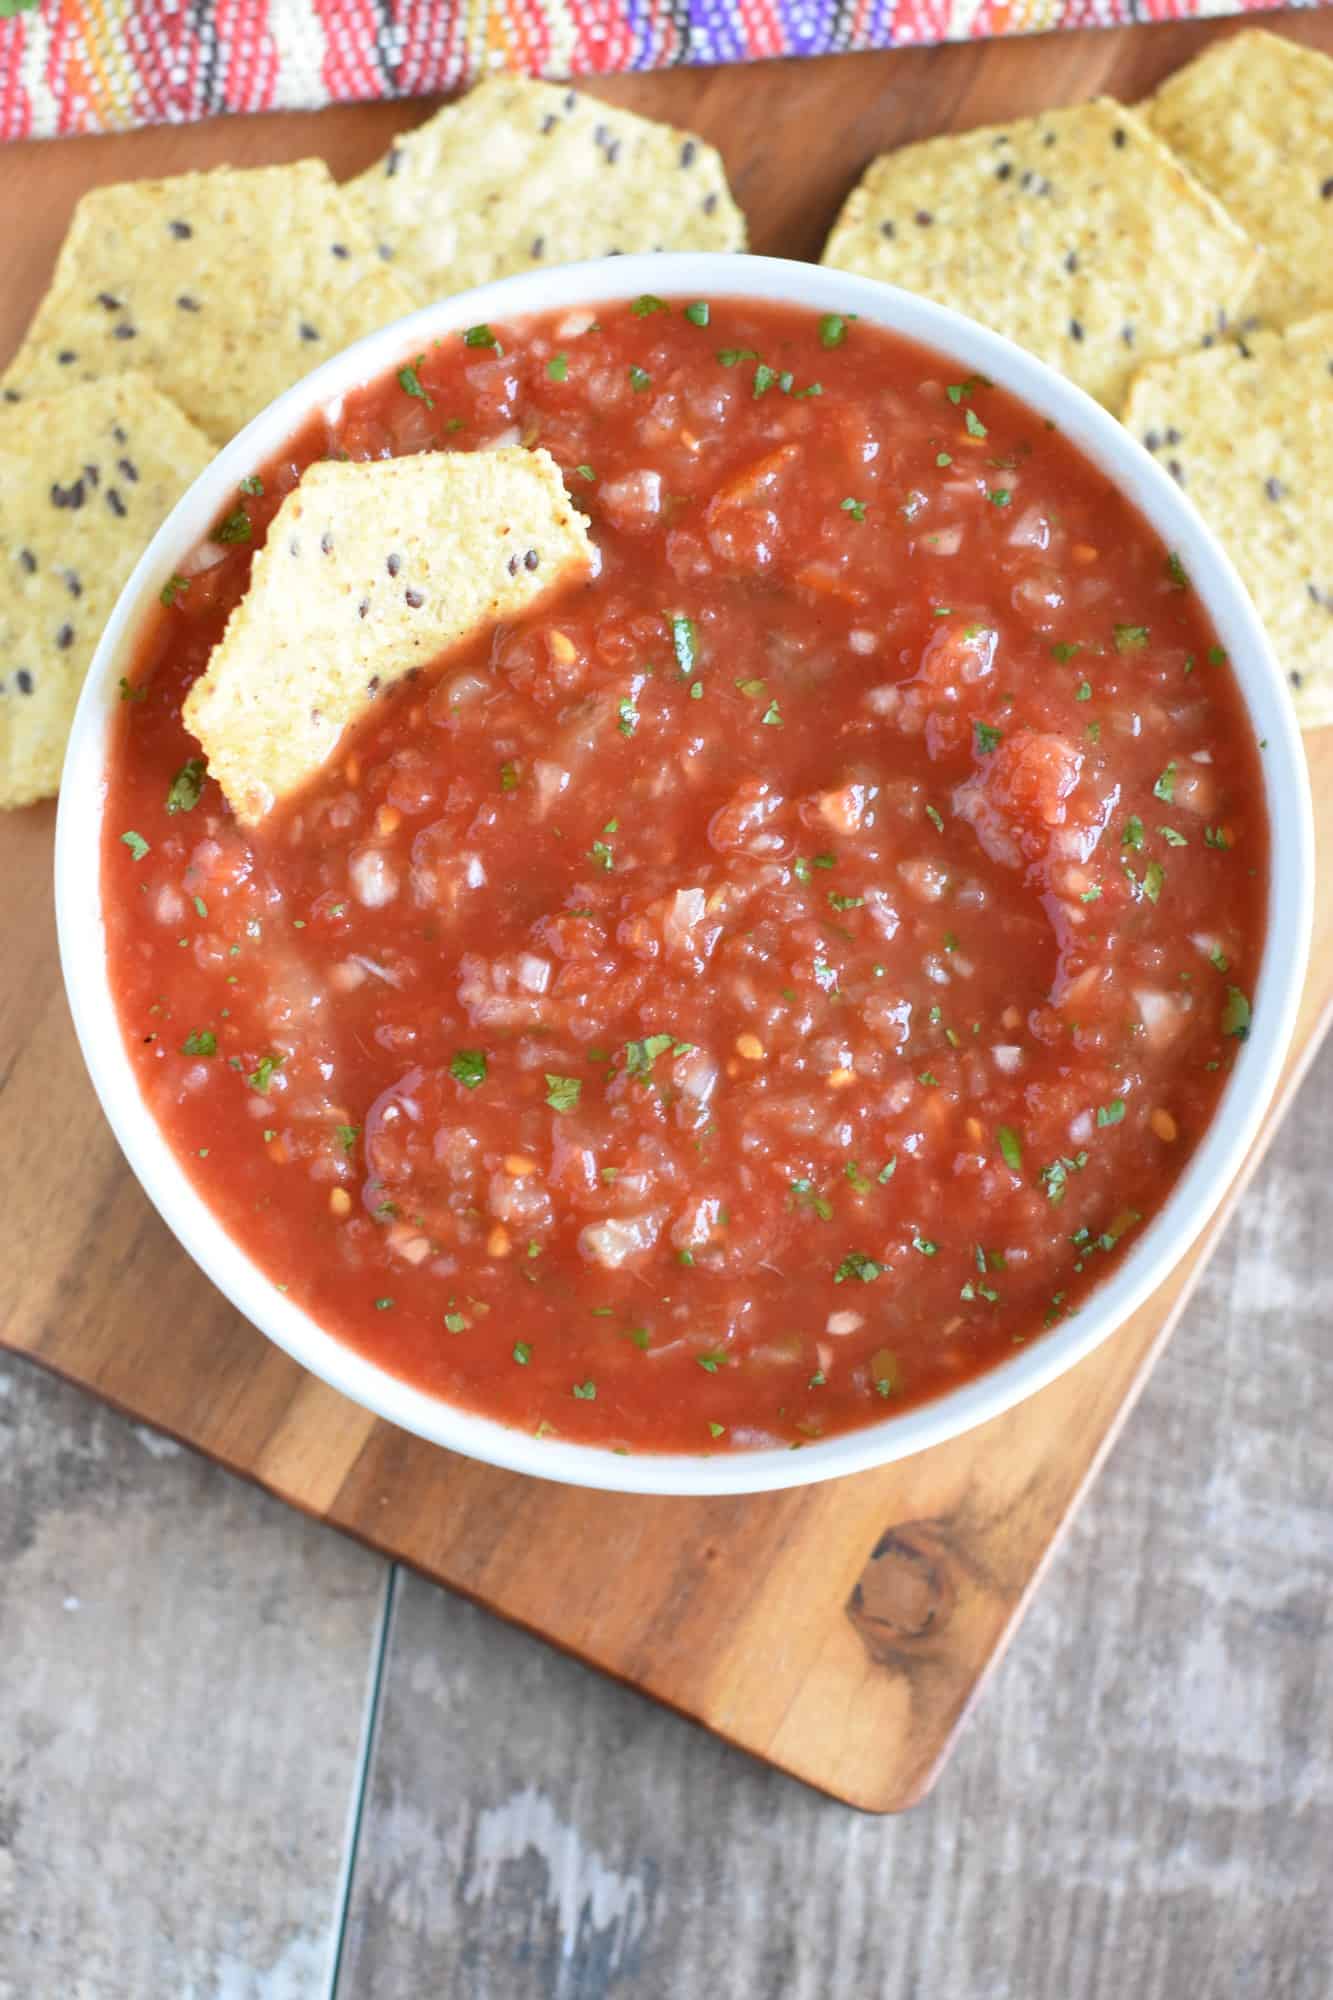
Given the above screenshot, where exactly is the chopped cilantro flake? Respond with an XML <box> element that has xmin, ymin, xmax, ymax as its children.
<box><xmin>834</xmin><ymin>1251</ymin><xmax>881</xmax><ymax>1284</ymax></box>
<box><xmin>159</xmin><ymin>574</ymin><xmax>190</xmax><ymax>607</ymax></box>
<box><xmin>450</xmin><ymin>1049</ymin><xmax>487</xmax><ymax>1090</ymax></box>
<box><xmin>120</xmin><ymin>829</ymin><xmax>149</xmax><ymax>861</ymax></box>
<box><xmin>964</xmin><ymin>407</ymin><xmax>987</xmax><ymax>439</ymax></box>
<box><xmin>974</xmin><ymin>721</ymin><xmax>1002</xmax><ymax>755</ymax></box>
<box><xmin>1114</xmin><ymin>623</ymin><xmax>1150</xmax><ymax>652</ymax></box>
<box><xmin>628</xmin><ymin>365</ymin><xmax>652</xmax><ymax>392</ymax></box>
<box><xmin>544</xmin><ymin>1073</ymin><xmax>581</xmax><ymax>1113</ymax></box>
<box><xmin>397</xmin><ymin>357</ymin><xmax>433</xmax><ymax>407</ymax></box>
<box><xmin>671</xmin><ymin>613</ymin><xmax>697</xmax><ymax>675</ymax></box>
<box><xmin>840</xmin><ymin>496</ymin><xmax>866</xmax><ymax>521</ymax></box>
<box><xmin>571</xmin><ymin>1380</ymin><xmax>597</xmax><ymax>1400</ymax></box>
<box><xmin>819</xmin><ymin>314</ymin><xmax>849</xmax><ymax>349</ymax></box>
<box><xmin>165</xmin><ymin>758</ymin><xmax>205</xmax><ymax>814</ymax></box>
<box><xmin>631</xmin><ymin>293</ymin><xmax>668</xmax><ymax>317</ymax></box>
<box><xmin>546</xmin><ymin>353</ymin><xmax>569</xmax><ymax>382</ymax></box>
<box><xmin>462</xmin><ymin>324</ymin><xmax>499</xmax><ymax>349</ymax></box>
<box><xmin>1097</xmin><ymin>1099</ymin><xmax>1126</xmax><ymax>1127</ymax></box>
<box><xmin>182</xmin><ymin>1029</ymin><xmax>216</xmax><ymax>1057</ymax></box>
<box><xmin>997</xmin><ymin>1125</ymin><xmax>1023</xmax><ymax>1171</ymax></box>
<box><xmin>248</xmin><ymin>1052</ymin><xmax>283</xmax><ymax>1094</ymax></box>
<box><xmin>1222</xmin><ymin>986</ymin><xmax>1252</xmax><ymax>1040</ymax></box>
<box><xmin>1153</xmin><ymin>761</ymin><xmax>1177</xmax><ymax>803</ymax></box>
<box><xmin>684</xmin><ymin>301</ymin><xmax>711</xmax><ymax>327</ymax></box>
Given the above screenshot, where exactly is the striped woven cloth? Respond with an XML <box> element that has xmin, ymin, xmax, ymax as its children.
<box><xmin>0</xmin><ymin>0</ymin><xmax>1316</xmax><ymax>141</ymax></box>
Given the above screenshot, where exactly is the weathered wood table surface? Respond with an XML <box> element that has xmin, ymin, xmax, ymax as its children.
<box><xmin>3</xmin><ymin>15</ymin><xmax>1332</xmax><ymax>1996</ymax></box>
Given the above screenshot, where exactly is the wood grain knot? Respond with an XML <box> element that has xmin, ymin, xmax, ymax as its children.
<box><xmin>846</xmin><ymin>1522</ymin><xmax>957</xmax><ymax>1664</ymax></box>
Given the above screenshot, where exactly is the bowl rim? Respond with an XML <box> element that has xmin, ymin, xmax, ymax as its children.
<box><xmin>55</xmin><ymin>250</ymin><xmax>1315</xmax><ymax>1497</ymax></box>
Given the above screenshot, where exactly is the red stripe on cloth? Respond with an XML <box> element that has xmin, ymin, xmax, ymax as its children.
<box><xmin>0</xmin><ymin>17</ymin><xmax>33</xmax><ymax>142</ymax></box>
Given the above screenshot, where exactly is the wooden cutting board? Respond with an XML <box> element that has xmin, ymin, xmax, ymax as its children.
<box><xmin>3</xmin><ymin>16</ymin><xmax>1330</xmax><ymax>1813</ymax></box>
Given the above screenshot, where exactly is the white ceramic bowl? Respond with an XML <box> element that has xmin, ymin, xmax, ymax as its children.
<box><xmin>56</xmin><ymin>253</ymin><xmax>1314</xmax><ymax>1496</ymax></box>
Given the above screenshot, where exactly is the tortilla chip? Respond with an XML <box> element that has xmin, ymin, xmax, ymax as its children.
<box><xmin>184</xmin><ymin>447</ymin><xmax>595</xmax><ymax>823</ymax></box>
<box><xmin>342</xmin><ymin>78</ymin><xmax>745</xmax><ymax>303</ymax></box>
<box><xmin>1122</xmin><ymin>313</ymin><xmax>1333</xmax><ymax>724</ymax></box>
<box><xmin>1147</xmin><ymin>31</ymin><xmax>1333</xmax><ymax>329</ymax></box>
<box><xmin>1</xmin><ymin>162</ymin><xmax>417</xmax><ymax>445</ymax></box>
<box><xmin>821</xmin><ymin>100</ymin><xmax>1262</xmax><ymax>411</ymax></box>
<box><xmin>1</xmin><ymin>375</ymin><xmax>212</xmax><ymax>809</ymax></box>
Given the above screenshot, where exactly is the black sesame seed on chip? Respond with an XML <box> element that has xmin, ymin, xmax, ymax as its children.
<box><xmin>169</xmin><ymin>219</ymin><xmax>192</xmax><ymax>239</ymax></box>
<box><xmin>83</xmin><ymin>463</ymin><xmax>99</xmax><ymax>487</ymax></box>
<box><xmin>300</xmin><ymin>323</ymin><xmax>320</xmax><ymax>343</ymax></box>
<box><xmin>1069</xmin><ymin>319</ymin><xmax>1085</xmax><ymax>342</ymax></box>
<box><xmin>16</xmin><ymin>670</ymin><xmax>33</xmax><ymax>695</ymax></box>
<box><xmin>1322</xmin><ymin>177</ymin><xmax>1333</xmax><ymax>201</ymax></box>
<box><xmin>914</xmin><ymin>210</ymin><xmax>932</xmax><ymax>226</ymax></box>
<box><xmin>1144</xmin><ymin>430</ymin><xmax>1162</xmax><ymax>453</ymax></box>
<box><xmin>56</xmin><ymin>623</ymin><xmax>74</xmax><ymax>650</ymax></box>
<box><xmin>106</xmin><ymin>489</ymin><xmax>126</xmax><ymax>517</ymax></box>
<box><xmin>384</xmin><ymin>147</ymin><xmax>402</xmax><ymax>179</ymax></box>
<box><xmin>377</xmin><ymin>243</ymin><xmax>394</xmax><ymax>261</ymax></box>
<box><xmin>177</xmin><ymin>295</ymin><xmax>200</xmax><ymax>312</ymax></box>
<box><xmin>605</xmin><ymin>140</ymin><xmax>622</xmax><ymax>165</ymax></box>
<box><xmin>1165</xmin><ymin>427</ymin><xmax>1181</xmax><ymax>445</ymax></box>
<box><xmin>3</xmin><ymin>389</ymin><xmax>20</xmax><ymax>404</ymax></box>
<box><xmin>1265</xmin><ymin>477</ymin><xmax>1285</xmax><ymax>503</ymax></box>
<box><xmin>996</xmin><ymin>162</ymin><xmax>1012</xmax><ymax>181</ymax></box>
<box><xmin>18</xmin><ymin>548</ymin><xmax>36</xmax><ymax>574</ymax></box>
<box><xmin>540</xmin><ymin>114</ymin><xmax>558</xmax><ymax>136</ymax></box>
<box><xmin>386</xmin><ymin>552</ymin><xmax>401</xmax><ymax>577</ymax></box>
<box><xmin>1113</xmin><ymin>128</ymin><xmax>1127</xmax><ymax>148</ymax></box>
<box><xmin>680</xmin><ymin>140</ymin><xmax>697</xmax><ymax>167</ymax></box>
<box><xmin>1064</xmin><ymin>251</ymin><xmax>1078</xmax><ymax>274</ymax></box>
<box><xmin>523</xmin><ymin>549</ymin><xmax>539</xmax><ymax>572</ymax></box>
<box><xmin>1167</xmin><ymin>459</ymin><xmax>1185</xmax><ymax>484</ymax></box>
<box><xmin>113</xmin><ymin>322</ymin><xmax>137</xmax><ymax>341</ymax></box>
<box><xmin>702</xmin><ymin>194</ymin><xmax>718</xmax><ymax>216</ymax></box>
<box><xmin>118</xmin><ymin>457</ymin><xmax>139</xmax><ymax>483</ymax></box>
<box><xmin>1121</xmin><ymin>325</ymin><xmax>1135</xmax><ymax>347</ymax></box>
<box><xmin>880</xmin><ymin>220</ymin><xmax>895</xmax><ymax>240</ymax></box>
<box><xmin>51</xmin><ymin>478</ymin><xmax>85</xmax><ymax>509</ymax></box>
<box><xmin>404</xmin><ymin>588</ymin><xmax>425</xmax><ymax>609</ymax></box>
<box><xmin>112</xmin><ymin>426</ymin><xmax>127</xmax><ymax>445</ymax></box>
<box><xmin>358</xmin><ymin>599</ymin><xmax>370</xmax><ymax>619</ymax></box>
<box><xmin>530</xmin><ymin>236</ymin><xmax>545</xmax><ymax>260</ymax></box>
<box><xmin>65</xmin><ymin>570</ymin><xmax>81</xmax><ymax>597</ymax></box>
<box><xmin>331</xmin><ymin>242</ymin><xmax>349</xmax><ymax>259</ymax></box>
<box><xmin>58</xmin><ymin>350</ymin><xmax>76</xmax><ymax>365</ymax></box>
<box><xmin>506</xmin><ymin>554</ymin><xmax>519</xmax><ymax>576</ymax></box>
<box><xmin>320</xmin><ymin>531</ymin><xmax>334</xmax><ymax>554</ymax></box>
<box><xmin>96</xmin><ymin>292</ymin><xmax>121</xmax><ymax>311</ymax></box>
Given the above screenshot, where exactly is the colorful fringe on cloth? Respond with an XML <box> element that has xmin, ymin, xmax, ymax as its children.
<box><xmin>0</xmin><ymin>0</ymin><xmax>1320</xmax><ymax>142</ymax></box>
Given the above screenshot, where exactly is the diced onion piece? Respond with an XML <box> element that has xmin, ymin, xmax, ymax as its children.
<box><xmin>579</xmin><ymin>1212</ymin><xmax>664</xmax><ymax>1269</ymax></box>
<box><xmin>348</xmin><ymin>846</ymin><xmax>399</xmax><ymax>908</ymax></box>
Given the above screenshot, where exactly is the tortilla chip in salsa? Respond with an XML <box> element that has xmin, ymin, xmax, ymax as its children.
<box><xmin>183</xmin><ymin>446</ymin><xmax>596</xmax><ymax>825</ymax></box>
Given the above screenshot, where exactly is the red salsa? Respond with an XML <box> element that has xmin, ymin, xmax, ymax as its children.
<box><xmin>103</xmin><ymin>295</ymin><xmax>1267</xmax><ymax>1455</ymax></box>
